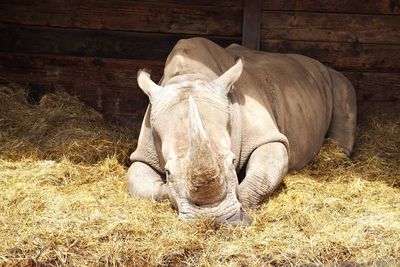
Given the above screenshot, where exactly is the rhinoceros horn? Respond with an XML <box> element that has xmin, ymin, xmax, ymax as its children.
<box><xmin>187</xmin><ymin>96</ymin><xmax>226</xmax><ymax>205</ymax></box>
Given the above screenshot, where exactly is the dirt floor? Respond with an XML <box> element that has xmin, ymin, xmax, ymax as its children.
<box><xmin>0</xmin><ymin>84</ymin><xmax>399</xmax><ymax>266</ymax></box>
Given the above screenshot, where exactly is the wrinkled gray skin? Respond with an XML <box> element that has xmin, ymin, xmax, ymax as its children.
<box><xmin>128</xmin><ymin>38</ymin><xmax>357</xmax><ymax>224</ymax></box>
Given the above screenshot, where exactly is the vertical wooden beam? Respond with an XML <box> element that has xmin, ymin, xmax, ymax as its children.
<box><xmin>242</xmin><ymin>0</ymin><xmax>262</xmax><ymax>50</ymax></box>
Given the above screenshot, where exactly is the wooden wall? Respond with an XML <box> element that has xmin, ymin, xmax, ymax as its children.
<box><xmin>0</xmin><ymin>0</ymin><xmax>399</xmax><ymax>124</ymax></box>
<box><xmin>0</xmin><ymin>0</ymin><xmax>242</xmax><ymax>123</ymax></box>
<box><xmin>260</xmin><ymin>0</ymin><xmax>400</xmax><ymax>117</ymax></box>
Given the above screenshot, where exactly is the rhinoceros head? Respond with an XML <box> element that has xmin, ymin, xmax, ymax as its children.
<box><xmin>137</xmin><ymin>58</ymin><xmax>249</xmax><ymax>223</ymax></box>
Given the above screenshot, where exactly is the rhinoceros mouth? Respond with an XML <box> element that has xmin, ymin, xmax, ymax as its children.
<box><xmin>177</xmin><ymin>191</ymin><xmax>241</xmax><ymax>221</ymax></box>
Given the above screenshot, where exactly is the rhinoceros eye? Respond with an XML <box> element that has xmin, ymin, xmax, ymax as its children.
<box><xmin>165</xmin><ymin>169</ymin><xmax>170</xmax><ymax>179</ymax></box>
<box><xmin>231</xmin><ymin>154</ymin><xmax>236</xmax><ymax>164</ymax></box>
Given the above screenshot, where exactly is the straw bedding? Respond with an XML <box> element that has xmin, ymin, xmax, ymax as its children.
<box><xmin>0</xmin><ymin>84</ymin><xmax>399</xmax><ymax>266</ymax></box>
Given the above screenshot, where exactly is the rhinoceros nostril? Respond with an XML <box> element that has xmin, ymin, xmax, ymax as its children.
<box><xmin>216</xmin><ymin>209</ymin><xmax>251</xmax><ymax>225</ymax></box>
<box><xmin>239</xmin><ymin>209</ymin><xmax>252</xmax><ymax>225</ymax></box>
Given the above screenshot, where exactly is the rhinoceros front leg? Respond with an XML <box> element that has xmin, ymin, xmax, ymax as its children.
<box><xmin>239</xmin><ymin>142</ymin><xmax>289</xmax><ymax>210</ymax></box>
<box><xmin>127</xmin><ymin>162</ymin><xmax>169</xmax><ymax>201</ymax></box>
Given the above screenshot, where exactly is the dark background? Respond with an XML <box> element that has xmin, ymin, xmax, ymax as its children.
<box><xmin>0</xmin><ymin>0</ymin><xmax>399</xmax><ymax>125</ymax></box>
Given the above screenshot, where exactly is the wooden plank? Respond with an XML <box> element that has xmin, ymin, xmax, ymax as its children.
<box><xmin>242</xmin><ymin>0</ymin><xmax>262</xmax><ymax>50</ymax></box>
<box><xmin>142</xmin><ymin>0</ymin><xmax>242</xmax><ymax>7</ymax></box>
<box><xmin>262</xmin><ymin>0</ymin><xmax>400</xmax><ymax>15</ymax></box>
<box><xmin>261</xmin><ymin>11</ymin><xmax>400</xmax><ymax>44</ymax></box>
<box><xmin>357</xmin><ymin>102</ymin><xmax>400</xmax><ymax>122</ymax></box>
<box><xmin>343</xmin><ymin>72</ymin><xmax>400</xmax><ymax>103</ymax></box>
<box><xmin>0</xmin><ymin>52</ymin><xmax>164</xmax><ymax>116</ymax></box>
<box><xmin>260</xmin><ymin>40</ymin><xmax>400</xmax><ymax>72</ymax></box>
<box><xmin>0</xmin><ymin>0</ymin><xmax>242</xmax><ymax>36</ymax></box>
<box><xmin>0</xmin><ymin>25</ymin><xmax>241</xmax><ymax>61</ymax></box>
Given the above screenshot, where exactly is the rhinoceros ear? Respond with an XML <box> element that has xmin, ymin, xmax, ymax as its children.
<box><xmin>137</xmin><ymin>69</ymin><xmax>162</xmax><ymax>103</ymax></box>
<box><xmin>214</xmin><ymin>57</ymin><xmax>243</xmax><ymax>95</ymax></box>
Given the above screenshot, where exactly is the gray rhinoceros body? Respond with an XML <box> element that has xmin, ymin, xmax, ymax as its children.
<box><xmin>128</xmin><ymin>38</ymin><xmax>356</xmax><ymax>223</ymax></box>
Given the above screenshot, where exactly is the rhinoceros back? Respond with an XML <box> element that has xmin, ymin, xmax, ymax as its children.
<box><xmin>226</xmin><ymin>44</ymin><xmax>335</xmax><ymax>170</ymax></box>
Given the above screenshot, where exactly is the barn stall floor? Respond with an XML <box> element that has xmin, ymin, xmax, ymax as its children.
<box><xmin>0</xmin><ymin>84</ymin><xmax>399</xmax><ymax>266</ymax></box>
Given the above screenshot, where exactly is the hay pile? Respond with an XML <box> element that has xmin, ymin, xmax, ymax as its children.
<box><xmin>0</xmin><ymin>83</ymin><xmax>137</xmax><ymax>164</ymax></box>
<box><xmin>0</xmin><ymin>84</ymin><xmax>399</xmax><ymax>266</ymax></box>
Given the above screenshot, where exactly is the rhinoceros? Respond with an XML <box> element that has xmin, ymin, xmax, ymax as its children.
<box><xmin>127</xmin><ymin>37</ymin><xmax>356</xmax><ymax>223</ymax></box>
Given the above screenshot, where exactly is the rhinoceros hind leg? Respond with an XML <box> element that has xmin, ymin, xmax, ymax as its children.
<box><xmin>238</xmin><ymin>142</ymin><xmax>289</xmax><ymax>210</ymax></box>
<box><xmin>127</xmin><ymin>162</ymin><xmax>169</xmax><ymax>201</ymax></box>
<box><xmin>327</xmin><ymin>69</ymin><xmax>357</xmax><ymax>155</ymax></box>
